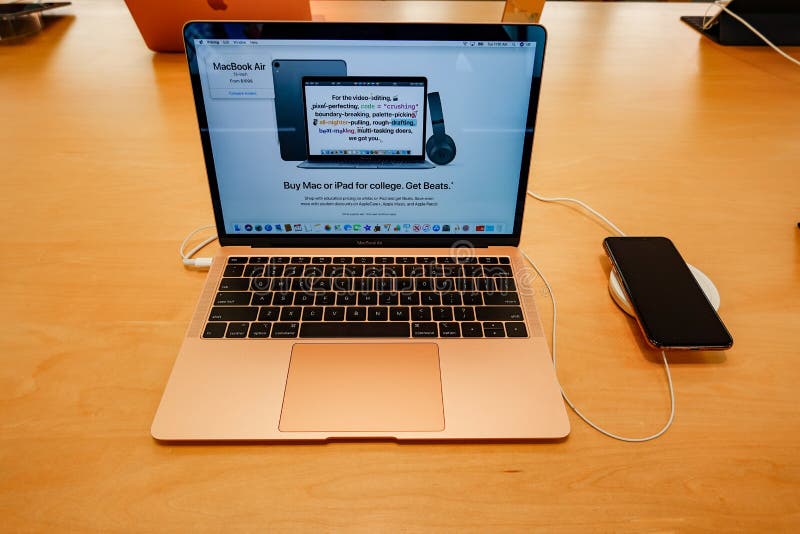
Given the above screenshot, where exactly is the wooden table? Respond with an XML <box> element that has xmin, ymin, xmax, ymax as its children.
<box><xmin>2</xmin><ymin>1</ymin><xmax>798</xmax><ymax>530</ymax></box>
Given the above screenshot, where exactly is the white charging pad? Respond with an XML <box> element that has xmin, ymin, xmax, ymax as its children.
<box><xmin>609</xmin><ymin>264</ymin><xmax>721</xmax><ymax>316</ymax></box>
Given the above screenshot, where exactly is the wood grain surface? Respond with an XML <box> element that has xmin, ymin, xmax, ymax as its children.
<box><xmin>1</xmin><ymin>1</ymin><xmax>798</xmax><ymax>530</ymax></box>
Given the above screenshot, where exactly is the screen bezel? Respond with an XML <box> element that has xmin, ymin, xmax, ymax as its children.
<box><xmin>183</xmin><ymin>22</ymin><xmax>547</xmax><ymax>248</ymax></box>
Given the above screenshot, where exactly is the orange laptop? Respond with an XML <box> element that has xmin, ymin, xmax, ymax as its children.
<box><xmin>123</xmin><ymin>0</ymin><xmax>311</xmax><ymax>52</ymax></box>
<box><xmin>151</xmin><ymin>21</ymin><xmax>569</xmax><ymax>441</ymax></box>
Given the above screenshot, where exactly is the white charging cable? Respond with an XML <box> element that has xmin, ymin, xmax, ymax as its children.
<box><xmin>524</xmin><ymin>191</ymin><xmax>676</xmax><ymax>442</ymax></box>
<box><xmin>704</xmin><ymin>0</ymin><xmax>800</xmax><ymax>67</ymax></box>
<box><xmin>180</xmin><ymin>224</ymin><xmax>217</xmax><ymax>269</ymax></box>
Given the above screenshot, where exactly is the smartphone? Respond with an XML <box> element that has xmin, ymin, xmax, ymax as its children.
<box><xmin>603</xmin><ymin>236</ymin><xmax>733</xmax><ymax>350</ymax></box>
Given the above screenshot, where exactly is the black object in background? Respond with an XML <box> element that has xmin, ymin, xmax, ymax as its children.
<box><xmin>0</xmin><ymin>3</ymin><xmax>70</xmax><ymax>16</ymax></box>
<box><xmin>681</xmin><ymin>0</ymin><xmax>800</xmax><ymax>46</ymax></box>
<box><xmin>603</xmin><ymin>237</ymin><xmax>733</xmax><ymax>350</ymax></box>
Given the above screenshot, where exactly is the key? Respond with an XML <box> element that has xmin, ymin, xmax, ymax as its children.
<box><xmin>346</xmin><ymin>307</ymin><xmax>367</xmax><ymax>321</ymax></box>
<box><xmin>251</xmin><ymin>292</ymin><xmax>272</xmax><ymax>305</ymax></box>
<box><xmin>324</xmin><ymin>307</ymin><xmax>345</xmax><ymax>321</ymax></box>
<box><xmin>302</xmin><ymin>307</ymin><xmax>323</xmax><ymax>321</ymax></box>
<box><xmin>258</xmin><ymin>307</ymin><xmax>280</xmax><ymax>321</ymax></box>
<box><xmin>415</xmin><ymin>278</ymin><xmax>434</xmax><ymax>291</ymax></box>
<box><xmin>412</xmin><ymin>322</ymin><xmax>437</xmax><ymax>337</ymax></box>
<box><xmin>315</xmin><ymin>292</ymin><xmax>336</xmax><ymax>305</ymax></box>
<box><xmin>219</xmin><ymin>278</ymin><xmax>250</xmax><ymax>291</ymax></box>
<box><xmin>399</xmin><ymin>292</ymin><xmax>420</xmax><ymax>305</ymax></box>
<box><xmin>475</xmin><ymin>306</ymin><xmax>524</xmax><ymax>321</ymax></box>
<box><xmin>203</xmin><ymin>322</ymin><xmax>226</xmax><ymax>338</ymax></box>
<box><xmin>441</xmin><ymin>292</ymin><xmax>462</xmax><ymax>305</ymax></box>
<box><xmin>225</xmin><ymin>322</ymin><xmax>249</xmax><ymax>338</ymax></box>
<box><xmin>293</xmin><ymin>292</ymin><xmax>315</xmax><ymax>305</ymax></box>
<box><xmin>483</xmin><ymin>293</ymin><xmax>520</xmax><ymax>306</ymax></box>
<box><xmin>300</xmin><ymin>323</ymin><xmax>410</xmax><ymax>338</ymax></box>
<box><xmin>462</xmin><ymin>292</ymin><xmax>483</xmax><ymax>305</ymax></box>
<box><xmin>411</xmin><ymin>307</ymin><xmax>432</xmax><ymax>321</ymax></box>
<box><xmin>364</xmin><ymin>265</ymin><xmax>383</xmax><ymax>277</ymax></box>
<box><xmin>485</xmin><ymin>265</ymin><xmax>513</xmax><ymax>277</ymax></box>
<box><xmin>432</xmin><ymin>307</ymin><xmax>453</xmax><ymax>321</ymax></box>
<box><xmin>208</xmin><ymin>306</ymin><xmax>257</xmax><ymax>322</ymax></box>
<box><xmin>461</xmin><ymin>322</ymin><xmax>483</xmax><ymax>337</ymax></box>
<box><xmin>390</xmin><ymin>307</ymin><xmax>409</xmax><ymax>321</ymax></box>
<box><xmin>280</xmin><ymin>307</ymin><xmax>302</xmax><ymax>321</ymax></box>
<box><xmin>272</xmin><ymin>292</ymin><xmax>293</xmax><ymax>306</ymax></box>
<box><xmin>453</xmin><ymin>307</ymin><xmax>475</xmax><ymax>321</ymax></box>
<box><xmin>214</xmin><ymin>292</ymin><xmax>251</xmax><ymax>306</ymax></box>
<box><xmin>378</xmin><ymin>292</ymin><xmax>398</xmax><ymax>305</ymax></box>
<box><xmin>251</xmin><ymin>278</ymin><xmax>270</xmax><ymax>291</ymax></box>
<box><xmin>243</xmin><ymin>265</ymin><xmax>264</xmax><ymax>277</ymax></box>
<box><xmin>482</xmin><ymin>322</ymin><xmax>505</xmax><ymax>337</ymax></box>
<box><xmin>336</xmin><ymin>292</ymin><xmax>357</xmax><ymax>306</ymax></box>
<box><xmin>475</xmin><ymin>278</ymin><xmax>495</xmax><ymax>292</ymax></box>
<box><xmin>352</xmin><ymin>278</ymin><xmax>373</xmax><ymax>291</ymax></box>
<box><xmin>223</xmin><ymin>264</ymin><xmax>244</xmax><ymax>277</ymax></box>
<box><xmin>438</xmin><ymin>322</ymin><xmax>461</xmax><ymax>337</ymax></box>
<box><xmin>368</xmin><ymin>306</ymin><xmax>388</xmax><ymax>321</ymax></box>
<box><xmin>264</xmin><ymin>265</ymin><xmax>284</xmax><ymax>277</ymax></box>
<box><xmin>358</xmin><ymin>292</ymin><xmax>378</xmax><ymax>305</ymax></box>
<box><xmin>248</xmin><ymin>322</ymin><xmax>271</xmax><ymax>338</ymax></box>
<box><xmin>271</xmin><ymin>322</ymin><xmax>299</xmax><ymax>338</ymax></box>
<box><xmin>282</xmin><ymin>265</ymin><xmax>303</xmax><ymax>277</ymax></box>
<box><xmin>495</xmin><ymin>278</ymin><xmax>517</xmax><ymax>291</ymax></box>
<box><xmin>505</xmin><ymin>322</ymin><xmax>528</xmax><ymax>337</ymax></box>
<box><xmin>421</xmin><ymin>292</ymin><xmax>441</xmax><ymax>305</ymax></box>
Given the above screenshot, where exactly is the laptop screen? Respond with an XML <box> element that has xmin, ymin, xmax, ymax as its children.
<box><xmin>186</xmin><ymin>24</ymin><xmax>545</xmax><ymax>244</ymax></box>
<box><xmin>303</xmin><ymin>77</ymin><xmax>428</xmax><ymax>159</ymax></box>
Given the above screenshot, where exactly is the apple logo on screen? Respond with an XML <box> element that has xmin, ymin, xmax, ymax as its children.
<box><xmin>207</xmin><ymin>0</ymin><xmax>228</xmax><ymax>10</ymax></box>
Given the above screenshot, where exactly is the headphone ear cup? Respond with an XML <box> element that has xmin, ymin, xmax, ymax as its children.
<box><xmin>426</xmin><ymin>133</ymin><xmax>456</xmax><ymax>165</ymax></box>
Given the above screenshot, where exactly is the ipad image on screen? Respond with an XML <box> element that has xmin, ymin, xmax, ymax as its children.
<box><xmin>272</xmin><ymin>59</ymin><xmax>348</xmax><ymax>161</ymax></box>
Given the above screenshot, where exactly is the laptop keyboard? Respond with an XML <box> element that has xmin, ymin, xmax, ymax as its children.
<box><xmin>203</xmin><ymin>256</ymin><xmax>528</xmax><ymax>339</ymax></box>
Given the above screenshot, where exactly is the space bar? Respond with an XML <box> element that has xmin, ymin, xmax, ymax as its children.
<box><xmin>300</xmin><ymin>323</ymin><xmax>410</xmax><ymax>338</ymax></box>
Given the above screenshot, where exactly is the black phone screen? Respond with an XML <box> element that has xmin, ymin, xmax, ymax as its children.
<box><xmin>603</xmin><ymin>237</ymin><xmax>733</xmax><ymax>350</ymax></box>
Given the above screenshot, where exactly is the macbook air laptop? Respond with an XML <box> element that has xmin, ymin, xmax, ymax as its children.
<box><xmin>123</xmin><ymin>0</ymin><xmax>311</xmax><ymax>52</ymax></box>
<box><xmin>298</xmin><ymin>77</ymin><xmax>435</xmax><ymax>169</ymax></box>
<box><xmin>151</xmin><ymin>21</ymin><xmax>570</xmax><ymax>441</ymax></box>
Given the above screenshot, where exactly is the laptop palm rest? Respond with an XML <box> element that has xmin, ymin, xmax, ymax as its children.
<box><xmin>279</xmin><ymin>343</ymin><xmax>444</xmax><ymax>432</ymax></box>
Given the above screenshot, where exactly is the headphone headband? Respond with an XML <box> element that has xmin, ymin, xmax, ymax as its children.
<box><xmin>428</xmin><ymin>92</ymin><xmax>446</xmax><ymax>136</ymax></box>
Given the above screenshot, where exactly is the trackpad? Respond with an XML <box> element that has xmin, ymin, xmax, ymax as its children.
<box><xmin>279</xmin><ymin>343</ymin><xmax>444</xmax><ymax>432</ymax></box>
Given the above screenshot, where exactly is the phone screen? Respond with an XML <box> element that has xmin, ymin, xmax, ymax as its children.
<box><xmin>603</xmin><ymin>237</ymin><xmax>733</xmax><ymax>350</ymax></box>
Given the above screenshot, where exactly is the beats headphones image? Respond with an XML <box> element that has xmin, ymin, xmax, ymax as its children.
<box><xmin>426</xmin><ymin>92</ymin><xmax>456</xmax><ymax>165</ymax></box>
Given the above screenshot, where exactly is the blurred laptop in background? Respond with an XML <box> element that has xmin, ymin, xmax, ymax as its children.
<box><xmin>124</xmin><ymin>0</ymin><xmax>311</xmax><ymax>52</ymax></box>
